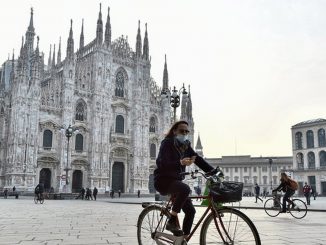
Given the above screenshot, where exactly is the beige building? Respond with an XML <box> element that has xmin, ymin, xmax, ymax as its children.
<box><xmin>291</xmin><ymin>119</ymin><xmax>326</xmax><ymax>195</ymax></box>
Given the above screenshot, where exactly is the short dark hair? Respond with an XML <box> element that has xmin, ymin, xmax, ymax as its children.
<box><xmin>165</xmin><ymin>120</ymin><xmax>189</xmax><ymax>138</ymax></box>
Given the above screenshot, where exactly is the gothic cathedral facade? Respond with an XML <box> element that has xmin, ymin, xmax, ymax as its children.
<box><xmin>0</xmin><ymin>5</ymin><xmax>194</xmax><ymax>193</ymax></box>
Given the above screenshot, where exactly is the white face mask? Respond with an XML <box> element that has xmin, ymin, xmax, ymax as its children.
<box><xmin>176</xmin><ymin>134</ymin><xmax>189</xmax><ymax>144</ymax></box>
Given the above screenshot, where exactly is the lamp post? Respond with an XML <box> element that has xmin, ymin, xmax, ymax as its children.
<box><xmin>63</xmin><ymin>125</ymin><xmax>78</xmax><ymax>187</ymax></box>
<box><xmin>167</xmin><ymin>84</ymin><xmax>188</xmax><ymax>123</ymax></box>
<box><xmin>269</xmin><ymin>158</ymin><xmax>273</xmax><ymax>190</ymax></box>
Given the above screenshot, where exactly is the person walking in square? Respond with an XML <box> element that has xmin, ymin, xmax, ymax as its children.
<box><xmin>303</xmin><ymin>182</ymin><xmax>311</xmax><ymax>205</ymax></box>
<box><xmin>93</xmin><ymin>187</ymin><xmax>98</xmax><ymax>201</ymax></box>
<box><xmin>13</xmin><ymin>186</ymin><xmax>16</xmax><ymax>192</ymax></box>
<box><xmin>137</xmin><ymin>189</ymin><xmax>140</xmax><ymax>198</ymax></box>
<box><xmin>254</xmin><ymin>183</ymin><xmax>263</xmax><ymax>203</ymax></box>
<box><xmin>81</xmin><ymin>187</ymin><xmax>85</xmax><ymax>200</ymax></box>
<box><xmin>3</xmin><ymin>188</ymin><xmax>8</xmax><ymax>199</ymax></box>
<box><xmin>118</xmin><ymin>190</ymin><xmax>121</xmax><ymax>198</ymax></box>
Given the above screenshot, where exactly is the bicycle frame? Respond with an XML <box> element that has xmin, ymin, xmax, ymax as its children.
<box><xmin>153</xmin><ymin>194</ymin><xmax>233</xmax><ymax>244</ymax></box>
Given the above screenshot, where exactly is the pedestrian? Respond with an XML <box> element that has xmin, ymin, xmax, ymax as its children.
<box><xmin>81</xmin><ymin>187</ymin><xmax>85</xmax><ymax>200</ymax></box>
<box><xmin>254</xmin><ymin>183</ymin><xmax>263</xmax><ymax>203</ymax></box>
<box><xmin>13</xmin><ymin>186</ymin><xmax>16</xmax><ymax>192</ymax></box>
<box><xmin>303</xmin><ymin>182</ymin><xmax>311</xmax><ymax>205</ymax></box>
<box><xmin>85</xmin><ymin>188</ymin><xmax>90</xmax><ymax>200</ymax></box>
<box><xmin>93</xmin><ymin>187</ymin><xmax>98</xmax><ymax>201</ymax></box>
<box><xmin>3</xmin><ymin>188</ymin><xmax>8</xmax><ymax>199</ymax></box>
<box><xmin>118</xmin><ymin>189</ymin><xmax>121</xmax><ymax>198</ymax></box>
<box><xmin>263</xmin><ymin>190</ymin><xmax>267</xmax><ymax>199</ymax></box>
<box><xmin>311</xmin><ymin>187</ymin><xmax>317</xmax><ymax>200</ymax></box>
<box><xmin>111</xmin><ymin>189</ymin><xmax>115</xmax><ymax>198</ymax></box>
<box><xmin>137</xmin><ymin>189</ymin><xmax>140</xmax><ymax>198</ymax></box>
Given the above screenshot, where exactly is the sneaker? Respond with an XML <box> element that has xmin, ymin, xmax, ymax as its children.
<box><xmin>166</xmin><ymin>219</ymin><xmax>183</xmax><ymax>236</ymax></box>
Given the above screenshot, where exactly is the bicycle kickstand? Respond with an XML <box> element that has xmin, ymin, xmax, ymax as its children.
<box><xmin>154</xmin><ymin>232</ymin><xmax>187</xmax><ymax>245</ymax></box>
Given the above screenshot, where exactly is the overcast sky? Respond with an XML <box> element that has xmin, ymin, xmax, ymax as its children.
<box><xmin>1</xmin><ymin>0</ymin><xmax>326</xmax><ymax>158</ymax></box>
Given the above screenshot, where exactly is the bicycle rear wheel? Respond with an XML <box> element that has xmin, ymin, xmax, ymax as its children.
<box><xmin>289</xmin><ymin>199</ymin><xmax>307</xmax><ymax>219</ymax></box>
<box><xmin>264</xmin><ymin>198</ymin><xmax>281</xmax><ymax>217</ymax></box>
<box><xmin>200</xmin><ymin>207</ymin><xmax>261</xmax><ymax>245</ymax></box>
<box><xmin>137</xmin><ymin>205</ymin><xmax>170</xmax><ymax>245</ymax></box>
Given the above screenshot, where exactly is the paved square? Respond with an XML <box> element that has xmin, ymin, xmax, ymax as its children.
<box><xmin>0</xmin><ymin>197</ymin><xmax>325</xmax><ymax>244</ymax></box>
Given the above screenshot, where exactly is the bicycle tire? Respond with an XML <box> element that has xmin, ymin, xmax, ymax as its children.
<box><xmin>264</xmin><ymin>198</ymin><xmax>281</xmax><ymax>217</ymax></box>
<box><xmin>137</xmin><ymin>204</ymin><xmax>170</xmax><ymax>245</ymax></box>
<box><xmin>200</xmin><ymin>207</ymin><xmax>261</xmax><ymax>245</ymax></box>
<box><xmin>34</xmin><ymin>195</ymin><xmax>38</xmax><ymax>204</ymax></box>
<box><xmin>289</xmin><ymin>199</ymin><xmax>307</xmax><ymax>219</ymax></box>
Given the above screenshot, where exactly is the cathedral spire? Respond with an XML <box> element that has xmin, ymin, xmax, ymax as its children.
<box><xmin>10</xmin><ymin>50</ymin><xmax>15</xmax><ymax>83</ymax></box>
<box><xmin>48</xmin><ymin>44</ymin><xmax>52</xmax><ymax>67</ymax></box>
<box><xmin>52</xmin><ymin>44</ymin><xmax>56</xmax><ymax>68</ymax></box>
<box><xmin>25</xmin><ymin>8</ymin><xmax>35</xmax><ymax>54</ymax></box>
<box><xmin>66</xmin><ymin>19</ymin><xmax>74</xmax><ymax>60</ymax></box>
<box><xmin>195</xmin><ymin>134</ymin><xmax>203</xmax><ymax>157</ymax></box>
<box><xmin>96</xmin><ymin>3</ymin><xmax>103</xmax><ymax>45</ymax></box>
<box><xmin>187</xmin><ymin>85</ymin><xmax>193</xmax><ymax>118</ymax></box>
<box><xmin>142</xmin><ymin>23</ymin><xmax>149</xmax><ymax>60</ymax></box>
<box><xmin>104</xmin><ymin>6</ymin><xmax>111</xmax><ymax>47</ymax></box>
<box><xmin>162</xmin><ymin>54</ymin><xmax>169</xmax><ymax>92</ymax></box>
<box><xmin>136</xmin><ymin>20</ymin><xmax>142</xmax><ymax>58</ymax></box>
<box><xmin>57</xmin><ymin>37</ymin><xmax>61</xmax><ymax>63</ymax></box>
<box><xmin>20</xmin><ymin>36</ymin><xmax>24</xmax><ymax>57</ymax></box>
<box><xmin>80</xmin><ymin>19</ymin><xmax>84</xmax><ymax>49</ymax></box>
<box><xmin>35</xmin><ymin>36</ymin><xmax>39</xmax><ymax>55</ymax></box>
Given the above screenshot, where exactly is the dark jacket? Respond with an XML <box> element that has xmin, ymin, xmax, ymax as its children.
<box><xmin>275</xmin><ymin>179</ymin><xmax>292</xmax><ymax>192</ymax></box>
<box><xmin>93</xmin><ymin>188</ymin><xmax>98</xmax><ymax>195</ymax></box>
<box><xmin>154</xmin><ymin>137</ymin><xmax>213</xmax><ymax>182</ymax></box>
<box><xmin>254</xmin><ymin>185</ymin><xmax>260</xmax><ymax>195</ymax></box>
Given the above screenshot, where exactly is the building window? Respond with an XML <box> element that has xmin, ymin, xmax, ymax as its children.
<box><xmin>234</xmin><ymin>167</ymin><xmax>238</xmax><ymax>173</ymax></box>
<box><xmin>307</xmin><ymin>130</ymin><xmax>314</xmax><ymax>148</ymax></box>
<box><xmin>149</xmin><ymin>117</ymin><xmax>156</xmax><ymax>133</ymax></box>
<box><xmin>150</xmin><ymin>144</ymin><xmax>156</xmax><ymax>159</ymax></box>
<box><xmin>75</xmin><ymin>101</ymin><xmax>86</xmax><ymax>121</ymax></box>
<box><xmin>262</xmin><ymin>166</ymin><xmax>267</xmax><ymax>172</ymax></box>
<box><xmin>273</xmin><ymin>176</ymin><xmax>278</xmax><ymax>185</ymax></box>
<box><xmin>308</xmin><ymin>152</ymin><xmax>315</xmax><ymax>169</ymax></box>
<box><xmin>318</xmin><ymin>129</ymin><xmax>326</xmax><ymax>147</ymax></box>
<box><xmin>115</xmin><ymin>71</ymin><xmax>125</xmax><ymax>97</ymax></box>
<box><xmin>234</xmin><ymin>176</ymin><xmax>239</xmax><ymax>182</ymax></box>
<box><xmin>75</xmin><ymin>134</ymin><xmax>83</xmax><ymax>152</ymax></box>
<box><xmin>272</xmin><ymin>166</ymin><xmax>277</xmax><ymax>172</ymax></box>
<box><xmin>43</xmin><ymin>130</ymin><xmax>53</xmax><ymax>150</ymax></box>
<box><xmin>263</xmin><ymin>176</ymin><xmax>267</xmax><ymax>185</ymax></box>
<box><xmin>225</xmin><ymin>167</ymin><xmax>229</xmax><ymax>173</ymax></box>
<box><xmin>296</xmin><ymin>153</ymin><xmax>304</xmax><ymax>169</ymax></box>
<box><xmin>244</xmin><ymin>167</ymin><xmax>247</xmax><ymax>173</ymax></box>
<box><xmin>295</xmin><ymin>132</ymin><xmax>303</xmax><ymax>150</ymax></box>
<box><xmin>253</xmin><ymin>176</ymin><xmax>258</xmax><ymax>184</ymax></box>
<box><xmin>115</xmin><ymin>115</ymin><xmax>124</xmax><ymax>133</ymax></box>
<box><xmin>319</xmin><ymin>151</ymin><xmax>326</xmax><ymax>169</ymax></box>
<box><xmin>253</xmin><ymin>167</ymin><xmax>257</xmax><ymax>172</ymax></box>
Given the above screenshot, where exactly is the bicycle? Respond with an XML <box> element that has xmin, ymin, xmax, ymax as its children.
<box><xmin>34</xmin><ymin>193</ymin><xmax>44</xmax><ymax>204</ymax></box>
<box><xmin>264</xmin><ymin>191</ymin><xmax>307</xmax><ymax>219</ymax></box>
<box><xmin>137</xmin><ymin>169</ymin><xmax>261</xmax><ymax>245</ymax></box>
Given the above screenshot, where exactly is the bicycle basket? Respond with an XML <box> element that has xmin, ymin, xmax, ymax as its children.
<box><xmin>209</xmin><ymin>181</ymin><xmax>243</xmax><ymax>203</ymax></box>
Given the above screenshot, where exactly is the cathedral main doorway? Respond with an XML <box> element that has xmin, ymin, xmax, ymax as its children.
<box><xmin>72</xmin><ymin>170</ymin><xmax>83</xmax><ymax>193</ymax></box>
<box><xmin>112</xmin><ymin>162</ymin><xmax>124</xmax><ymax>193</ymax></box>
<box><xmin>39</xmin><ymin>168</ymin><xmax>51</xmax><ymax>191</ymax></box>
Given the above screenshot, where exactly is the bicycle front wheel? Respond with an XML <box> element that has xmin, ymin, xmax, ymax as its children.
<box><xmin>200</xmin><ymin>208</ymin><xmax>261</xmax><ymax>245</ymax></box>
<box><xmin>289</xmin><ymin>199</ymin><xmax>307</xmax><ymax>219</ymax></box>
<box><xmin>264</xmin><ymin>198</ymin><xmax>281</xmax><ymax>217</ymax></box>
<box><xmin>137</xmin><ymin>204</ymin><xmax>170</xmax><ymax>245</ymax></box>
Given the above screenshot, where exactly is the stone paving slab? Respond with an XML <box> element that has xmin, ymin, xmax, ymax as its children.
<box><xmin>0</xmin><ymin>197</ymin><xmax>325</xmax><ymax>244</ymax></box>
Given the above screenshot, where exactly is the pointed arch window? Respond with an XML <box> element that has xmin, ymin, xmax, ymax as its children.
<box><xmin>75</xmin><ymin>101</ymin><xmax>86</xmax><ymax>121</ymax></box>
<box><xmin>295</xmin><ymin>132</ymin><xmax>303</xmax><ymax>150</ymax></box>
<box><xmin>115</xmin><ymin>71</ymin><xmax>124</xmax><ymax>97</ymax></box>
<box><xmin>150</xmin><ymin>143</ymin><xmax>156</xmax><ymax>159</ymax></box>
<box><xmin>319</xmin><ymin>151</ymin><xmax>326</xmax><ymax>168</ymax></box>
<box><xmin>306</xmin><ymin>130</ymin><xmax>314</xmax><ymax>148</ymax></box>
<box><xmin>75</xmin><ymin>134</ymin><xmax>84</xmax><ymax>152</ymax></box>
<box><xmin>296</xmin><ymin>153</ymin><xmax>304</xmax><ymax>169</ymax></box>
<box><xmin>115</xmin><ymin>115</ymin><xmax>124</xmax><ymax>133</ymax></box>
<box><xmin>43</xmin><ymin>129</ymin><xmax>53</xmax><ymax>150</ymax></box>
<box><xmin>308</xmin><ymin>152</ymin><xmax>315</xmax><ymax>169</ymax></box>
<box><xmin>149</xmin><ymin>117</ymin><xmax>156</xmax><ymax>133</ymax></box>
<box><xmin>318</xmin><ymin>129</ymin><xmax>326</xmax><ymax>147</ymax></box>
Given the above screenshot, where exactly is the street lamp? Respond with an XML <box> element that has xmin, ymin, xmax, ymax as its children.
<box><xmin>62</xmin><ymin>125</ymin><xmax>79</xmax><ymax>186</ymax></box>
<box><xmin>165</xmin><ymin>84</ymin><xmax>187</xmax><ymax>123</ymax></box>
<box><xmin>269</xmin><ymin>158</ymin><xmax>273</xmax><ymax>190</ymax></box>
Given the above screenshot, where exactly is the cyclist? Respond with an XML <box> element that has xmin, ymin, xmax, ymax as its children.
<box><xmin>154</xmin><ymin>120</ymin><xmax>215</xmax><ymax>238</ymax></box>
<box><xmin>273</xmin><ymin>173</ymin><xmax>296</xmax><ymax>213</ymax></box>
<box><xmin>35</xmin><ymin>182</ymin><xmax>45</xmax><ymax>201</ymax></box>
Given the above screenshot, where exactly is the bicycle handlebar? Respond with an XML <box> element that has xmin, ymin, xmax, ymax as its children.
<box><xmin>180</xmin><ymin>167</ymin><xmax>224</xmax><ymax>179</ymax></box>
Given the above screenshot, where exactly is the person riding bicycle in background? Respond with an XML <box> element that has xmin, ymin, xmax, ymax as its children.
<box><xmin>154</xmin><ymin>120</ymin><xmax>215</xmax><ymax>238</ymax></box>
<box><xmin>273</xmin><ymin>173</ymin><xmax>297</xmax><ymax>213</ymax></box>
<box><xmin>35</xmin><ymin>182</ymin><xmax>45</xmax><ymax>200</ymax></box>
